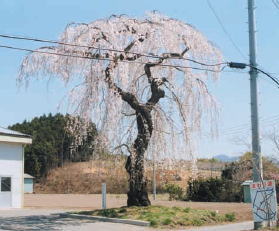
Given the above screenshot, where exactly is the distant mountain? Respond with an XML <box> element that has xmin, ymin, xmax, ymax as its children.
<box><xmin>213</xmin><ymin>154</ymin><xmax>239</xmax><ymax>162</ymax></box>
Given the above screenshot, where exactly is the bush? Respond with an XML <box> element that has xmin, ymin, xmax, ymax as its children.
<box><xmin>186</xmin><ymin>177</ymin><xmax>242</xmax><ymax>202</ymax></box>
<box><xmin>210</xmin><ymin>211</ymin><xmax>217</xmax><ymax>217</ymax></box>
<box><xmin>97</xmin><ymin>209</ymin><xmax>118</xmax><ymax>218</ymax></box>
<box><xmin>162</xmin><ymin>218</ymin><xmax>172</xmax><ymax>225</ymax></box>
<box><xmin>163</xmin><ymin>183</ymin><xmax>184</xmax><ymax>201</ymax></box>
<box><xmin>225</xmin><ymin>213</ymin><xmax>236</xmax><ymax>222</ymax></box>
<box><xmin>149</xmin><ymin>219</ymin><xmax>158</xmax><ymax>227</ymax></box>
<box><xmin>192</xmin><ymin>219</ymin><xmax>203</xmax><ymax>226</ymax></box>
<box><xmin>186</xmin><ymin>178</ymin><xmax>223</xmax><ymax>202</ymax></box>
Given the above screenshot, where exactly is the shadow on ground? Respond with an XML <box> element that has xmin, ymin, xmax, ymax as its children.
<box><xmin>0</xmin><ymin>214</ymin><xmax>94</xmax><ymax>230</ymax></box>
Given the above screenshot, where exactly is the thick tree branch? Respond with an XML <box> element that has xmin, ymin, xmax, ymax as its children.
<box><xmin>114</xmin><ymin>144</ymin><xmax>132</xmax><ymax>155</ymax></box>
<box><xmin>144</xmin><ymin>47</ymin><xmax>190</xmax><ymax>109</ymax></box>
<box><xmin>102</xmin><ymin>39</ymin><xmax>147</xmax><ymax>112</ymax></box>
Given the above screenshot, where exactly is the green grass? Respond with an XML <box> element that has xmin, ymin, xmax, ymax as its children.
<box><xmin>225</xmin><ymin>212</ymin><xmax>236</xmax><ymax>222</ymax></box>
<box><xmin>75</xmin><ymin>206</ymin><xmax>236</xmax><ymax>228</ymax></box>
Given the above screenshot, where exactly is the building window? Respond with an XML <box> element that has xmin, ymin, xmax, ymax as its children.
<box><xmin>1</xmin><ymin>177</ymin><xmax>11</xmax><ymax>192</ymax></box>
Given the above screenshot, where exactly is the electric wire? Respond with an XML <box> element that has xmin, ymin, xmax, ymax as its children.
<box><xmin>272</xmin><ymin>0</ymin><xmax>279</xmax><ymax>9</ymax></box>
<box><xmin>208</xmin><ymin>0</ymin><xmax>279</xmax><ymax>89</ymax></box>
<box><xmin>229</xmin><ymin>62</ymin><xmax>279</xmax><ymax>88</ymax></box>
<box><xmin>259</xmin><ymin>74</ymin><xmax>279</xmax><ymax>90</ymax></box>
<box><xmin>2</xmin><ymin>42</ymin><xmax>279</xmax><ymax>89</ymax></box>
<box><xmin>221</xmin><ymin>115</ymin><xmax>279</xmax><ymax>133</ymax></box>
<box><xmin>248</xmin><ymin>65</ymin><xmax>279</xmax><ymax>88</ymax></box>
<box><xmin>1</xmin><ymin>34</ymin><xmax>279</xmax><ymax>88</ymax></box>
<box><xmin>206</xmin><ymin>0</ymin><xmax>247</xmax><ymax>61</ymax></box>
<box><xmin>0</xmin><ymin>33</ymin><xmax>227</xmax><ymax>68</ymax></box>
<box><xmin>220</xmin><ymin>114</ymin><xmax>279</xmax><ymax>136</ymax></box>
<box><xmin>222</xmin><ymin>119</ymin><xmax>279</xmax><ymax>137</ymax></box>
<box><xmin>0</xmin><ymin>43</ymin><xmax>224</xmax><ymax>73</ymax></box>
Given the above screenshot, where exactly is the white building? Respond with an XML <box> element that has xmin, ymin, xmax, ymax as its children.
<box><xmin>0</xmin><ymin>127</ymin><xmax>32</xmax><ymax>208</ymax></box>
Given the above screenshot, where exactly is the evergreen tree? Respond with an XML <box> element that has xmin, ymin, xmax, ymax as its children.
<box><xmin>9</xmin><ymin>113</ymin><xmax>97</xmax><ymax>179</ymax></box>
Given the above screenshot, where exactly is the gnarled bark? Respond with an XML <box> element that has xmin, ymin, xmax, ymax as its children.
<box><xmin>124</xmin><ymin>62</ymin><xmax>167</xmax><ymax>206</ymax></box>
<box><xmin>125</xmin><ymin>111</ymin><xmax>152</xmax><ymax>206</ymax></box>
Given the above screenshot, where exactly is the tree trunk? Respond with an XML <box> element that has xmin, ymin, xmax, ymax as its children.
<box><xmin>125</xmin><ymin>111</ymin><xmax>152</xmax><ymax>206</ymax></box>
<box><xmin>104</xmin><ymin>56</ymin><xmax>166</xmax><ymax>206</ymax></box>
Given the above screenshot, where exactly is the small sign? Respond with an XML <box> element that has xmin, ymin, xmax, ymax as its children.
<box><xmin>250</xmin><ymin>180</ymin><xmax>277</xmax><ymax>222</ymax></box>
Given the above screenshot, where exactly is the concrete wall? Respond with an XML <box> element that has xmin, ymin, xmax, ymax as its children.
<box><xmin>24</xmin><ymin>178</ymin><xmax>33</xmax><ymax>193</ymax></box>
<box><xmin>0</xmin><ymin>143</ymin><xmax>23</xmax><ymax>208</ymax></box>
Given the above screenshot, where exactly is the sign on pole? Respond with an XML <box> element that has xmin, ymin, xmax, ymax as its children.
<box><xmin>250</xmin><ymin>180</ymin><xmax>277</xmax><ymax>223</ymax></box>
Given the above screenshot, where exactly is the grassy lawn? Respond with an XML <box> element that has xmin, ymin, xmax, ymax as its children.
<box><xmin>76</xmin><ymin>205</ymin><xmax>236</xmax><ymax>228</ymax></box>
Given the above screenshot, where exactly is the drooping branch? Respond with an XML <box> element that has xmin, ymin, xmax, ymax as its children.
<box><xmin>18</xmin><ymin>13</ymin><xmax>224</xmax><ymax>207</ymax></box>
<box><xmin>19</xmin><ymin>12</ymin><xmax>223</xmax><ymax>174</ymax></box>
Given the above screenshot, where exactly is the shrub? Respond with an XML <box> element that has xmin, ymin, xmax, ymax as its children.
<box><xmin>162</xmin><ymin>218</ymin><xmax>172</xmax><ymax>225</ymax></box>
<box><xmin>186</xmin><ymin>178</ymin><xmax>223</xmax><ymax>202</ymax></box>
<box><xmin>210</xmin><ymin>211</ymin><xmax>217</xmax><ymax>217</ymax></box>
<box><xmin>149</xmin><ymin>219</ymin><xmax>158</xmax><ymax>227</ymax></box>
<box><xmin>225</xmin><ymin>213</ymin><xmax>236</xmax><ymax>222</ymax></box>
<box><xmin>97</xmin><ymin>209</ymin><xmax>118</xmax><ymax>218</ymax></box>
<box><xmin>118</xmin><ymin>207</ymin><xmax>127</xmax><ymax>213</ymax></box>
<box><xmin>163</xmin><ymin>183</ymin><xmax>184</xmax><ymax>200</ymax></box>
<box><xmin>186</xmin><ymin>177</ymin><xmax>243</xmax><ymax>202</ymax></box>
<box><xmin>192</xmin><ymin>219</ymin><xmax>203</xmax><ymax>226</ymax></box>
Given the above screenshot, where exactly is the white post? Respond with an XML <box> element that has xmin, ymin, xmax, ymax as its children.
<box><xmin>153</xmin><ymin>158</ymin><xmax>156</xmax><ymax>200</ymax></box>
<box><xmin>102</xmin><ymin>183</ymin><xmax>106</xmax><ymax>209</ymax></box>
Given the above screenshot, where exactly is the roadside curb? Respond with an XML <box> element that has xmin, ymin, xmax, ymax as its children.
<box><xmin>56</xmin><ymin>213</ymin><xmax>150</xmax><ymax>227</ymax></box>
<box><xmin>184</xmin><ymin>221</ymin><xmax>254</xmax><ymax>231</ymax></box>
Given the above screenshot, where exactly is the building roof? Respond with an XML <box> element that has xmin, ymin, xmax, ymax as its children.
<box><xmin>0</xmin><ymin>127</ymin><xmax>31</xmax><ymax>138</ymax></box>
<box><xmin>24</xmin><ymin>173</ymin><xmax>34</xmax><ymax>179</ymax></box>
<box><xmin>0</xmin><ymin>127</ymin><xmax>32</xmax><ymax>144</ymax></box>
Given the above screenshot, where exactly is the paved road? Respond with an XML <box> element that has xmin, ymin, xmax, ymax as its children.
<box><xmin>0</xmin><ymin>209</ymin><xmax>253</xmax><ymax>231</ymax></box>
<box><xmin>0</xmin><ymin>209</ymin><xmax>149</xmax><ymax>231</ymax></box>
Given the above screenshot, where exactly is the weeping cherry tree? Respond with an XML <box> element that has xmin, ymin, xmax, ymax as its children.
<box><xmin>19</xmin><ymin>12</ymin><xmax>222</xmax><ymax>206</ymax></box>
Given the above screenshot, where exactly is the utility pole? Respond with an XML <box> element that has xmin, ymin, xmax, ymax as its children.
<box><xmin>247</xmin><ymin>0</ymin><xmax>263</xmax><ymax>229</ymax></box>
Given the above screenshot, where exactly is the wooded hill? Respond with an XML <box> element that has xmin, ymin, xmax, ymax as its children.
<box><xmin>9</xmin><ymin>113</ymin><xmax>240</xmax><ymax>194</ymax></box>
<box><xmin>9</xmin><ymin>113</ymin><xmax>97</xmax><ymax>179</ymax></box>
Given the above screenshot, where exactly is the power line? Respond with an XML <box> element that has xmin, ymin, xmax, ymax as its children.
<box><xmin>0</xmin><ymin>33</ymin><xmax>226</xmax><ymax>68</ymax></box>
<box><xmin>207</xmin><ymin>0</ymin><xmax>279</xmax><ymax>90</ymax></box>
<box><xmin>259</xmin><ymin>74</ymin><xmax>279</xmax><ymax>90</ymax></box>
<box><xmin>223</xmin><ymin>114</ymin><xmax>279</xmax><ymax>132</ymax></box>
<box><xmin>220</xmin><ymin>114</ymin><xmax>279</xmax><ymax>136</ymax></box>
<box><xmin>206</xmin><ymin>0</ymin><xmax>247</xmax><ymax>61</ymax></box>
<box><xmin>1</xmin><ymin>34</ymin><xmax>278</xmax><ymax>88</ymax></box>
<box><xmin>222</xmin><ymin>117</ymin><xmax>279</xmax><ymax>137</ymax></box>
<box><xmin>0</xmin><ymin>43</ymin><xmax>224</xmax><ymax>73</ymax></box>
<box><xmin>272</xmin><ymin>0</ymin><xmax>279</xmax><ymax>9</ymax></box>
<box><xmin>0</xmin><ymin>33</ymin><xmax>161</xmax><ymax>58</ymax></box>
<box><xmin>248</xmin><ymin>65</ymin><xmax>279</xmax><ymax>88</ymax></box>
<box><xmin>229</xmin><ymin>62</ymin><xmax>279</xmax><ymax>88</ymax></box>
<box><xmin>202</xmin><ymin>115</ymin><xmax>279</xmax><ymax>138</ymax></box>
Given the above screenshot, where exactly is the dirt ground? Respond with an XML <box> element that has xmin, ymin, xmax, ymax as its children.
<box><xmin>24</xmin><ymin>194</ymin><xmax>253</xmax><ymax>222</ymax></box>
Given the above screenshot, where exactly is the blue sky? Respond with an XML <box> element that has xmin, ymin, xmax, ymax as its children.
<box><xmin>0</xmin><ymin>0</ymin><xmax>278</xmax><ymax>158</ymax></box>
